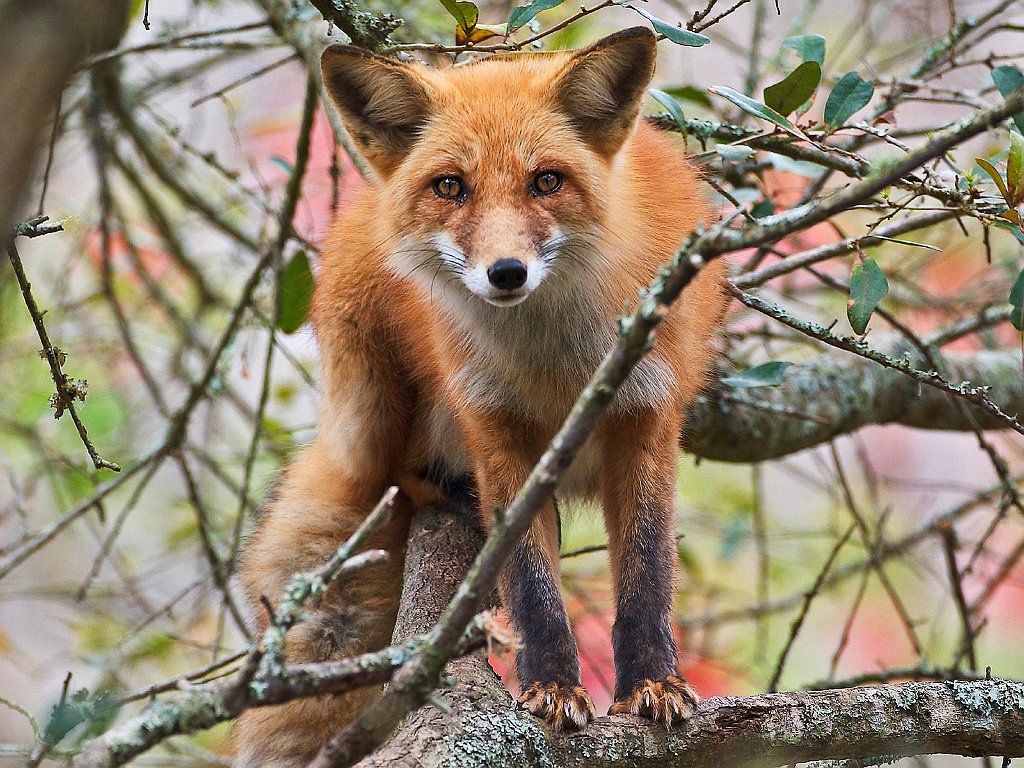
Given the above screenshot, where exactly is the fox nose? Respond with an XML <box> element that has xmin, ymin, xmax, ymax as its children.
<box><xmin>487</xmin><ymin>259</ymin><xmax>528</xmax><ymax>291</ymax></box>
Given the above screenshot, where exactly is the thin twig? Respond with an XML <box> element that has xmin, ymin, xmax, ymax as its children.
<box><xmin>5</xmin><ymin>239</ymin><xmax>120</xmax><ymax>472</ymax></box>
<box><xmin>767</xmin><ymin>523</ymin><xmax>856</xmax><ymax>692</ymax></box>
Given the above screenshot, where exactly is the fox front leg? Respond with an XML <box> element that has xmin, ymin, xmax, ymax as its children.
<box><xmin>601</xmin><ymin>411</ymin><xmax>699</xmax><ymax>725</ymax></box>
<box><xmin>466</xmin><ymin>412</ymin><xmax>596</xmax><ymax>730</ymax></box>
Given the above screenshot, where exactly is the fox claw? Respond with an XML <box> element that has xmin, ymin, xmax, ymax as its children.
<box><xmin>517</xmin><ymin>682</ymin><xmax>596</xmax><ymax>731</ymax></box>
<box><xmin>608</xmin><ymin>674</ymin><xmax>698</xmax><ymax>726</ymax></box>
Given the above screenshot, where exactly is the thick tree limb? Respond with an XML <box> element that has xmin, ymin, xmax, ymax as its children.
<box><xmin>687</xmin><ymin>347</ymin><xmax>1024</xmax><ymax>462</ymax></box>
<box><xmin>358</xmin><ymin>505</ymin><xmax>1024</xmax><ymax>768</ymax></box>
<box><xmin>363</xmin><ymin>673</ymin><xmax>1024</xmax><ymax>768</ymax></box>
<box><xmin>732</xmin><ymin>290</ymin><xmax>1024</xmax><ymax>435</ymax></box>
<box><xmin>303</xmin><ymin>0</ymin><xmax>400</xmax><ymax>50</ymax></box>
<box><xmin>0</xmin><ymin>0</ymin><xmax>131</xmax><ymax>231</ymax></box>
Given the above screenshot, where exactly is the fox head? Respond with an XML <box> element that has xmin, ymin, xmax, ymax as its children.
<box><xmin>321</xmin><ymin>28</ymin><xmax>657</xmax><ymax>308</ymax></box>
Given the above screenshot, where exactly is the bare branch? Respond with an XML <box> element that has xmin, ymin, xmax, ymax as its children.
<box><xmin>686</xmin><ymin>346</ymin><xmax>1024</xmax><ymax>462</ymax></box>
<box><xmin>4</xmin><ymin>237</ymin><xmax>120</xmax><ymax>471</ymax></box>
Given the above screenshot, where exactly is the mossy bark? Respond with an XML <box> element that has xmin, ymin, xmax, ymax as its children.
<box><xmin>687</xmin><ymin>348</ymin><xmax>1024</xmax><ymax>462</ymax></box>
<box><xmin>357</xmin><ymin>504</ymin><xmax>1024</xmax><ymax>768</ymax></box>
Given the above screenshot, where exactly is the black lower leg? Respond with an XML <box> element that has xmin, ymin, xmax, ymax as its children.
<box><xmin>504</xmin><ymin>541</ymin><xmax>580</xmax><ymax>688</ymax></box>
<box><xmin>612</xmin><ymin>521</ymin><xmax>678</xmax><ymax>699</ymax></box>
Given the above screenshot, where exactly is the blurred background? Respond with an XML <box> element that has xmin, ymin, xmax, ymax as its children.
<box><xmin>1</xmin><ymin>0</ymin><xmax>1023</xmax><ymax>765</ymax></box>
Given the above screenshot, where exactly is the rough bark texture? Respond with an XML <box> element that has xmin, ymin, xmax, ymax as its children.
<box><xmin>391</xmin><ymin>499</ymin><xmax>488</xmax><ymax>642</ymax></box>
<box><xmin>687</xmin><ymin>348</ymin><xmax>1023</xmax><ymax>462</ymax></box>
<box><xmin>0</xmin><ymin>0</ymin><xmax>131</xmax><ymax>231</ymax></box>
<box><xmin>356</xmin><ymin>504</ymin><xmax>1024</xmax><ymax>768</ymax></box>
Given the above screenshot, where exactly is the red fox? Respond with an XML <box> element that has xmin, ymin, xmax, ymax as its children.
<box><xmin>236</xmin><ymin>26</ymin><xmax>728</xmax><ymax>766</ymax></box>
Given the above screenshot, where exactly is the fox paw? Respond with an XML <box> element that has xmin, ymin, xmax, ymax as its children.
<box><xmin>608</xmin><ymin>674</ymin><xmax>699</xmax><ymax>725</ymax></box>
<box><xmin>517</xmin><ymin>682</ymin><xmax>596</xmax><ymax>731</ymax></box>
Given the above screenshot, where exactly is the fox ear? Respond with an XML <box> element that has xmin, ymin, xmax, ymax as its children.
<box><xmin>554</xmin><ymin>27</ymin><xmax>657</xmax><ymax>157</ymax></box>
<box><xmin>321</xmin><ymin>45</ymin><xmax>432</xmax><ymax>176</ymax></box>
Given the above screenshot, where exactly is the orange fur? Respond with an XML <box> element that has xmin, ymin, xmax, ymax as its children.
<box><xmin>237</xmin><ymin>28</ymin><xmax>728</xmax><ymax>766</ymax></box>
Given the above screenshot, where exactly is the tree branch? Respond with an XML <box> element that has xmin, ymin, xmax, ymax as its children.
<box><xmin>357</xmin><ymin>504</ymin><xmax>1024</xmax><ymax>768</ymax></box>
<box><xmin>732</xmin><ymin>289</ymin><xmax>1024</xmax><ymax>436</ymax></box>
<box><xmin>5</xmin><ymin>237</ymin><xmax>121</xmax><ymax>471</ymax></box>
<box><xmin>303</xmin><ymin>0</ymin><xmax>401</xmax><ymax>50</ymax></box>
<box><xmin>686</xmin><ymin>346</ymin><xmax>1024</xmax><ymax>462</ymax></box>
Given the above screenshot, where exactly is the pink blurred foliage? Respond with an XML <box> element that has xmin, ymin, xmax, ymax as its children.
<box><xmin>967</xmin><ymin>526</ymin><xmax>1024</xmax><ymax>622</ymax></box>
<box><xmin>683</xmin><ymin>654</ymin><xmax>749</xmax><ymax>698</ymax></box>
<box><xmin>83</xmin><ymin>226</ymin><xmax>175</xmax><ymax>284</ymax></box>
<box><xmin>830</xmin><ymin>600</ymin><xmax>919</xmax><ymax>678</ymax></box>
<box><xmin>239</xmin><ymin>68</ymin><xmax>365</xmax><ymax>246</ymax></box>
<box><xmin>910</xmin><ymin>248</ymin><xmax>1021</xmax><ymax>352</ymax></box>
<box><xmin>572</xmin><ymin>605</ymin><xmax>617</xmax><ymax>711</ymax></box>
<box><xmin>984</xmin><ymin>569</ymin><xmax>1024</xmax><ymax>644</ymax></box>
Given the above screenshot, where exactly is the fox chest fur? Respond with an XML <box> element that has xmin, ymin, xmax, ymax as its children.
<box><xmin>415</xmin><ymin>265</ymin><xmax>678</xmax><ymax>495</ymax></box>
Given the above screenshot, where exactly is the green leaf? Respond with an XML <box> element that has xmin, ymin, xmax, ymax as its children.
<box><xmin>782</xmin><ymin>34</ymin><xmax>825</xmax><ymax>65</ymax></box>
<box><xmin>708</xmin><ymin>85</ymin><xmax>809</xmax><ymax>140</ymax></box>
<box><xmin>847</xmin><ymin>253</ymin><xmax>889</xmax><ymax>334</ymax></box>
<box><xmin>716</xmin><ymin>144</ymin><xmax>755</xmax><ymax>161</ymax></box>
<box><xmin>721</xmin><ymin>361</ymin><xmax>792</xmax><ymax>388</ymax></box>
<box><xmin>278</xmin><ymin>251</ymin><xmax>314</xmax><ymax>334</ymax></box>
<box><xmin>269</xmin><ymin>155</ymin><xmax>292</xmax><ymax>175</ymax></box>
<box><xmin>823</xmin><ymin>72</ymin><xmax>874</xmax><ymax>127</ymax></box>
<box><xmin>1008</xmin><ymin>131</ymin><xmax>1024</xmax><ymax>205</ymax></box>
<box><xmin>763</xmin><ymin>61</ymin><xmax>822</xmax><ymax>117</ymax></box>
<box><xmin>662</xmin><ymin>85</ymin><xmax>713</xmax><ymax>108</ymax></box>
<box><xmin>752</xmin><ymin>198</ymin><xmax>775</xmax><ymax>218</ymax></box>
<box><xmin>437</xmin><ymin>0</ymin><xmax>478</xmax><ymax>32</ymax></box>
<box><xmin>993</xmin><ymin>218</ymin><xmax>1024</xmax><ymax>244</ymax></box>
<box><xmin>43</xmin><ymin>689</ymin><xmax>119</xmax><ymax>748</ymax></box>
<box><xmin>1010</xmin><ymin>267</ymin><xmax>1024</xmax><ymax>331</ymax></box>
<box><xmin>977</xmin><ymin>157</ymin><xmax>1010</xmax><ymax>202</ymax></box>
<box><xmin>629</xmin><ymin>6</ymin><xmax>710</xmax><ymax>47</ymax></box>
<box><xmin>457</xmin><ymin>21</ymin><xmax>505</xmax><ymax>44</ymax></box>
<box><xmin>508</xmin><ymin>0</ymin><xmax>563</xmax><ymax>30</ymax></box>
<box><xmin>992</xmin><ymin>65</ymin><xmax>1024</xmax><ymax>134</ymax></box>
<box><xmin>44</xmin><ymin>696</ymin><xmax>90</xmax><ymax>745</ymax></box>
<box><xmin>719</xmin><ymin>512</ymin><xmax>748</xmax><ymax>560</ymax></box>
<box><xmin>648</xmin><ymin>88</ymin><xmax>686</xmax><ymax>127</ymax></box>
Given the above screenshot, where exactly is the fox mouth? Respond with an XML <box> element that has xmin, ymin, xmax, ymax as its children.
<box><xmin>424</xmin><ymin>234</ymin><xmax>560</xmax><ymax>308</ymax></box>
<box><xmin>482</xmin><ymin>290</ymin><xmax>531</xmax><ymax>307</ymax></box>
<box><xmin>461</xmin><ymin>261</ymin><xmax>547</xmax><ymax>307</ymax></box>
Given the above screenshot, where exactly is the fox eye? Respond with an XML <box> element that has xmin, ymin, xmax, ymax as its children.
<box><xmin>432</xmin><ymin>176</ymin><xmax>465</xmax><ymax>201</ymax></box>
<box><xmin>531</xmin><ymin>171</ymin><xmax>562</xmax><ymax>196</ymax></box>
